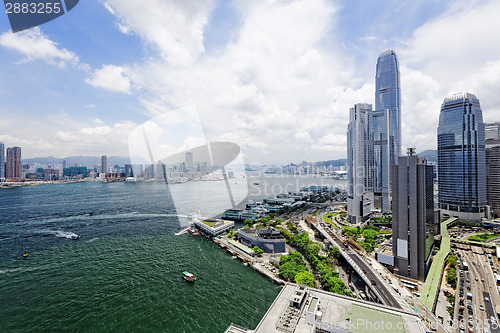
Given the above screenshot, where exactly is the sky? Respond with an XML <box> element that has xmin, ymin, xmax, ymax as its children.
<box><xmin>0</xmin><ymin>0</ymin><xmax>500</xmax><ymax>164</ymax></box>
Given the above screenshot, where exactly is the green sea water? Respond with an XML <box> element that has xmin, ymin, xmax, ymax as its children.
<box><xmin>1</xmin><ymin>232</ymin><xmax>279</xmax><ymax>333</ymax></box>
<box><xmin>0</xmin><ymin>175</ymin><xmax>345</xmax><ymax>332</ymax></box>
<box><xmin>0</xmin><ymin>181</ymin><xmax>281</xmax><ymax>332</ymax></box>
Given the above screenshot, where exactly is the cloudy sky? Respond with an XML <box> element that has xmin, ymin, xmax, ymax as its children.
<box><xmin>0</xmin><ymin>0</ymin><xmax>499</xmax><ymax>164</ymax></box>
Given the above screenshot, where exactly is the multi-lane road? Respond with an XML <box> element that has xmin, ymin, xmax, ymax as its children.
<box><xmin>313</xmin><ymin>216</ymin><xmax>403</xmax><ymax>309</ymax></box>
<box><xmin>454</xmin><ymin>248</ymin><xmax>500</xmax><ymax>333</ymax></box>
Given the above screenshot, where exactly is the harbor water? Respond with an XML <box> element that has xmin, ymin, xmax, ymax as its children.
<box><xmin>0</xmin><ymin>174</ymin><xmax>346</xmax><ymax>332</ymax></box>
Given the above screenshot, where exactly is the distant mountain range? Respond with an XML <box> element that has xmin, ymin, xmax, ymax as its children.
<box><xmin>417</xmin><ymin>149</ymin><xmax>437</xmax><ymax>163</ymax></box>
<box><xmin>314</xmin><ymin>159</ymin><xmax>347</xmax><ymax>168</ymax></box>
<box><xmin>23</xmin><ymin>150</ymin><xmax>436</xmax><ymax>168</ymax></box>
<box><xmin>22</xmin><ymin>156</ymin><xmax>132</xmax><ymax>167</ymax></box>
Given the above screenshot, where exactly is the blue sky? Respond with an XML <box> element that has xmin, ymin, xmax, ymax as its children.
<box><xmin>0</xmin><ymin>0</ymin><xmax>499</xmax><ymax>164</ymax></box>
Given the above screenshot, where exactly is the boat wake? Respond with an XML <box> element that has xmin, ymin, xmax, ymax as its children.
<box><xmin>40</xmin><ymin>230</ymin><xmax>80</xmax><ymax>240</ymax></box>
<box><xmin>175</xmin><ymin>228</ymin><xmax>189</xmax><ymax>236</ymax></box>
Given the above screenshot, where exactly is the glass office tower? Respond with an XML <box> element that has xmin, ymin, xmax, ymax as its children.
<box><xmin>347</xmin><ymin>103</ymin><xmax>372</xmax><ymax>224</ymax></box>
<box><xmin>375</xmin><ymin>49</ymin><xmax>401</xmax><ymax>168</ymax></box>
<box><xmin>485</xmin><ymin>123</ymin><xmax>500</xmax><ymax>218</ymax></box>
<box><xmin>374</xmin><ymin>49</ymin><xmax>401</xmax><ymax>212</ymax></box>
<box><xmin>437</xmin><ymin>93</ymin><xmax>486</xmax><ymax>222</ymax></box>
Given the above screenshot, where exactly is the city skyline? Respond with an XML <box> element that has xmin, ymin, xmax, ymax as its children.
<box><xmin>1</xmin><ymin>1</ymin><xmax>500</xmax><ymax>163</ymax></box>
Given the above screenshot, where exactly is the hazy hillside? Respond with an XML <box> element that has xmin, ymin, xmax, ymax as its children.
<box><xmin>22</xmin><ymin>156</ymin><xmax>132</xmax><ymax>167</ymax></box>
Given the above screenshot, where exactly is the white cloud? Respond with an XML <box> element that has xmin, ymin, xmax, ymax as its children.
<box><xmin>0</xmin><ymin>27</ymin><xmax>79</xmax><ymax>67</ymax></box>
<box><xmin>85</xmin><ymin>65</ymin><xmax>131</xmax><ymax>94</ymax></box>
<box><xmin>107</xmin><ymin>0</ymin><xmax>363</xmax><ymax>163</ymax></box>
<box><xmin>6</xmin><ymin>1</ymin><xmax>500</xmax><ymax>162</ymax></box>
<box><xmin>393</xmin><ymin>0</ymin><xmax>500</xmax><ymax>153</ymax></box>
<box><xmin>104</xmin><ymin>0</ymin><xmax>214</xmax><ymax>65</ymax></box>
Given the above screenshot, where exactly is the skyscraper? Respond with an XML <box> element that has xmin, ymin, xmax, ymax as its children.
<box><xmin>375</xmin><ymin>49</ymin><xmax>401</xmax><ymax>168</ymax></box>
<box><xmin>392</xmin><ymin>148</ymin><xmax>434</xmax><ymax>281</ymax></box>
<box><xmin>365</xmin><ymin>109</ymin><xmax>390</xmax><ymax>212</ymax></box>
<box><xmin>347</xmin><ymin>103</ymin><xmax>372</xmax><ymax>223</ymax></box>
<box><xmin>347</xmin><ymin>50</ymin><xmax>399</xmax><ymax>219</ymax></box>
<box><xmin>6</xmin><ymin>147</ymin><xmax>21</xmax><ymax>179</ymax></box>
<box><xmin>486</xmin><ymin>123</ymin><xmax>500</xmax><ymax>218</ymax></box>
<box><xmin>0</xmin><ymin>142</ymin><xmax>5</xmax><ymax>180</ymax></box>
<box><xmin>438</xmin><ymin>93</ymin><xmax>486</xmax><ymax>222</ymax></box>
<box><xmin>101</xmin><ymin>155</ymin><xmax>107</xmax><ymax>174</ymax></box>
<box><xmin>185</xmin><ymin>152</ymin><xmax>193</xmax><ymax>172</ymax></box>
<box><xmin>124</xmin><ymin>164</ymin><xmax>134</xmax><ymax>178</ymax></box>
<box><xmin>347</xmin><ymin>104</ymin><xmax>390</xmax><ymax>222</ymax></box>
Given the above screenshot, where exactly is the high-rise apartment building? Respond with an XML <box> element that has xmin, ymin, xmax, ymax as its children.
<box><xmin>392</xmin><ymin>148</ymin><xmax>434</xmax><ymax>281</ymax></box>
<box><xmin>0</xmin><ymin>142</ymin><xmax>5</xmax><ymax>180</ymax></box>
<box><xmin>6</xmin><ymin>147</ymin><xmax>22</xmax><ymax>179</ymax></box>
<box><xmin>185</xmin><ymin>152</ymin><xmax>193</xmax><ymax>172</ymax></box>
<box><xmin>486</xmin><ymin>123</ymin><xmax>500</xmax><ymax>218</ymax></box>
<box><xmin>101</xmin><ymin>155</ymin><xmax>107</xmax><ymax>174</ymax></box>
<box><xmin>437</xmin><ymin>93</ymin><xmax>486</xmax><ymax>222</ymax></box>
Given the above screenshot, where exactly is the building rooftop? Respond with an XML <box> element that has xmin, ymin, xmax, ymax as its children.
<box><xmin>251</xmin><ymin>283</ymin><xmax>423</xmax><ymax>333</ymax></box>
<box><xmin>443</xmin><ymin>92</ymin><xmax>478</xmax><ymax>103</ymax></box>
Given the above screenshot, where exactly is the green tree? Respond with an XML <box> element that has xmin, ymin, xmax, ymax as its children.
<box><xmin>244</xmin><ymin>219</ymin><xmax>254</xmax><ymax>226</ymax></box>
<box><xmin>328</xmin><ymin>246</ymin><xmax>341</xmax><ymax>259</ymax></box>
<box><xmin>227</xmin><ymin>230</ymin><xmax>234</xmax><ymax>239</ymax></box>
<box><xmin>253</xmin><ymin>246</ymin><xmax>264</xmax><ymax>257</ymax></box>
<box><xmin>294</xmin><ymin>271</ymin><xmax>316</xmax><ymax>288</ymax></box>
<box><xmin>447</xmin><ymin>255</ymin><xmax>457</xmax><ymax>268</ymax></box>
<box><xmin>446</xmin><ymin>267</ymin><xmax>457</xmax><ymax>288</ymax></box>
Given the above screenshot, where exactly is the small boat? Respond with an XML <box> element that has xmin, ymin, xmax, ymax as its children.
<box><xmin>23</xmin><ymin>252</ymin><xmax>28</xmax><ymax>258</ymax></box>
<box><xmin>182</xmin><ymin>271</ymin><xmax>196</xmax><ymax>282</ymax></box>
<box><xmin>70</xmin><ymin>234</ymin><xmax>80</xmax><ymax>240</ymax></box>
<box><xmin>187</xmin><ymin>225</ymin><xmax>200</xmax><ymax>236</ymax></box>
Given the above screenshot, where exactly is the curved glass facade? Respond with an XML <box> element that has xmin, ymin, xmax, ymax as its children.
<box><xmin>375</xmin><ymin>49</ymin><xmax>401</xmax><ymax>168</ymax></box>
<box><xmin>437</xmin><ymin>93</ymin><xmax>486</xmax><ymax>216</ymax></box>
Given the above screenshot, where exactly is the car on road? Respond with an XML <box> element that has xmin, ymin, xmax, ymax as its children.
<box><xmin>481</xmin><ymin>278</ymin><xmax>484</xmax><ymax>282</ymax></box>
<box><xmin>479</xmin><ymin>305</ymin><xmax>484</xmax><ymax>311</ymax></box>
<box><xmin>485</xmin><ymin>296</ymin><xmax>490</xmax><ymax>302</ymax></box>
<box><xmin>475</xmin><ymin>277</ymin><xmax>478</xmax><ymax>281</ymax></box>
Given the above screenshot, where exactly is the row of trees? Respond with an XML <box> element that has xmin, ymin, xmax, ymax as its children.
<box><xmin>446</xmin><ymin>254</ymin><xmax>457</xmax><ymax>288</ymax></box>
<box><xmin>278</xmin><ymin>227</ymin><xmax>352</xmax><ymax>296</ymax></box>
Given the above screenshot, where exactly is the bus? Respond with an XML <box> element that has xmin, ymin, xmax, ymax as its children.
<box><xmin>463</xmin><ymin>261</ymin><xmax>469</xmax><ymax>271</ymax></box>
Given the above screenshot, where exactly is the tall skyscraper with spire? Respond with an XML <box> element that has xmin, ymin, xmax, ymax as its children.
<box><xmin>375</xmin><ymin>49</ymin><xmax>401</xmax><ymax>167</ymax></box>
<box><xmin>347</xmin><ymin>50</ymin><xmax>401</xmax><ymax>220</ymax></box>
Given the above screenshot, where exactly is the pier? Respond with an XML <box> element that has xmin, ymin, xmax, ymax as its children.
<box><xmin>214</xmin><ymin>237</ymin><xmax>286</xmax><ymax>285</ymax></box>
